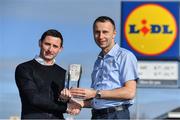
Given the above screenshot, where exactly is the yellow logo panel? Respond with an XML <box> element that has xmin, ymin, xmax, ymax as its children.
<box><xmin>125</xmin><ymin>4</ymin><xmax>177</xmax><ymax>56</ymax></box>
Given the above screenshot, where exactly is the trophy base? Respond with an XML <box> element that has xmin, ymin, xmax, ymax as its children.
<box><xmin>71</xmin><ymin>97</ymin><xmax>84</xmax><ymax>102</ymax></box>
<box><xmin>69</xmin><ymin>81</ymin><xmax>79</xmax><ymax>89</ymax></box>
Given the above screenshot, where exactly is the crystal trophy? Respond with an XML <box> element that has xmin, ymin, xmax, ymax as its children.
<box><xmin>65</xmin><ymin>64</ymin><xmax>83</xmax><ymax>101</ymax></box>
<box><xmin>65</xmin><ymin>64</ymin><xmax>82</xmax><ymax>88</ymax></box>
<box><xmin>64</xmin><ymin>64</ymin><xmax>82</xmax><ymax>119</ymax></box>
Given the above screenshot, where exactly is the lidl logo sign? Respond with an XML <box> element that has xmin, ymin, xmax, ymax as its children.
<box><xmin>122</xmin><ymin>2</ymin><xmax>179</xmax><ymax>59</ymax></box>
<box><xmin>125</xmin><ymin>4</ymin><xmax>177</xmax><ymax>56</ymax></box>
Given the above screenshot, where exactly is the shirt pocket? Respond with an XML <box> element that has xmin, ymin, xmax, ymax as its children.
<box><xmin>107</xmin><ymin>62</ymin><xmax>121</xmax><ymax>85</ymax></box>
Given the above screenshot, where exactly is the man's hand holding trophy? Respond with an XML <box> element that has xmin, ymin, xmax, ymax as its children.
<box><xmin>59</xmin><ymin>64</ymin><xmax>84</xmax><ymax>115</ymax></box>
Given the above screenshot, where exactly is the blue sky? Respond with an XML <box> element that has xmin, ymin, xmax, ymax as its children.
<box><xmin>0</xmin><ymin>0</ymin><xmax>121</xmax><ymax>81</ymax></box>
<box><xmin>0</xmin><ymin>0</ymin><xmax>120</xmax><ymax>58</ymax></box>
<box><xmin>1</xmin><ymin>0</ymin><xmax>180</xmax><ymax>119</ymax></box>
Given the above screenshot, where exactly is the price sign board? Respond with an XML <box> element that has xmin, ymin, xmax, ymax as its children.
<box><xmin>138</xmin><ymin>61</ymin><xmax>179</xmax><ymax>88</ymax></box>
<box><xmin>121</xmin><ymin>1</ymin><xmax>180</xmax><ymax>88</ymax></box>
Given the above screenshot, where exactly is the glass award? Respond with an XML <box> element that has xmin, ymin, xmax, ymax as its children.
<box><xmin>63</xmin><ymin>64</ymin><xmax>82</xmax><ymax>120</ymax></box>
<box><xmin>65</xmin><ymin>64</ymin><xmax>82</xmax><ymax>88</ymax></box>
<box><xmin>65</xmin><ymin>64</ymin><xmax>83</xmax><ymax>101</ymax></box>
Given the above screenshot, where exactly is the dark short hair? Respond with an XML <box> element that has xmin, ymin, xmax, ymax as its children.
<box><xmin>93</xmin><ymin>16</ymin><xmax>116</xmax><ymax>30</ymax></box>
<box><xmin>40</xmin><ymin>29</ymin><xmax>63</xmax><ymax>47</ymax></box>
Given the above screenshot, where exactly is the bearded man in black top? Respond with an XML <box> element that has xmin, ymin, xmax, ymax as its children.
<box><xmin>15</xmin><ymin>29</ymin><xmax>81</xmax><ymax>119</ymax></box>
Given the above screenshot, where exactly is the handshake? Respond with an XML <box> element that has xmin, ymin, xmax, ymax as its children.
<box><xmin>58</xmin><ymin>88</ymin><xmax>97</xmax><ymax>115</ymax></box>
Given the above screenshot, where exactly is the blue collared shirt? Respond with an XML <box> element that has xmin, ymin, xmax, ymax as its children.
<box><xmin>91</xmin><ymin>43</ymin><xmax>138</xmax><ymax>109</ymax></box>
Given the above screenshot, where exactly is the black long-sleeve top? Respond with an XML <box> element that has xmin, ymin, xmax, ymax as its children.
<box><xmin>15</xmin><ymin>59</ymin><xmax>67</xmax><ymax>119</ymax></box>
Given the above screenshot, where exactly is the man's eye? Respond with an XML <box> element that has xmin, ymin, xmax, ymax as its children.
<box><xmin>53</xmin><ymin>45</ymin><xmax>59</xmax><ymax>48</ymax></box>
<box><xmin>44</xmin><ymin>43</ymin><xmax>50</xmax><ymax>46</ymax></box>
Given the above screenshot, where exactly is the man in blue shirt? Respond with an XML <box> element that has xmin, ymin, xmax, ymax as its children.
<box><xmin>62</xmin><ymin>16</ymin><xmax>139</xmax><ymax>119</ymax></box>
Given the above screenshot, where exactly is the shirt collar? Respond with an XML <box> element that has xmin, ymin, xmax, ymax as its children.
<box><xmin>34</xmin><ymin>55</ymin><xmax>55</xmax><ymax>66</ymax></box>
<box><xmin>98</xmin><ymin>43</ymin><xmax>120</xmax><ymax>58</ymax></box>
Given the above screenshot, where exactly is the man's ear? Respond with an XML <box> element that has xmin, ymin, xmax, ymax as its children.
<box><xmin>59</xmin><ymin>46</ymin><xmax>63</xmax><ymax>53</ymax></box>
<box><xmin>39</xmin><ymin>40</ymin><xmax>41</xmax><ymax>47</ymax></box>
<box><xmin>113</xmin><ymin>30</ymin><xmax>117</xmax><ymax>39</ymax></box>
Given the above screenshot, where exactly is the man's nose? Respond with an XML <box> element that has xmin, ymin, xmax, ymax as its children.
<box><xmin>99</xmin><ymin>32</ymin><xmax>104</xmax><ymax>39</ymax></box>
<box><xmin>48</xmin><ymin>45</ymin><xmax>53</xmax><ymax>51</ymax></box>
